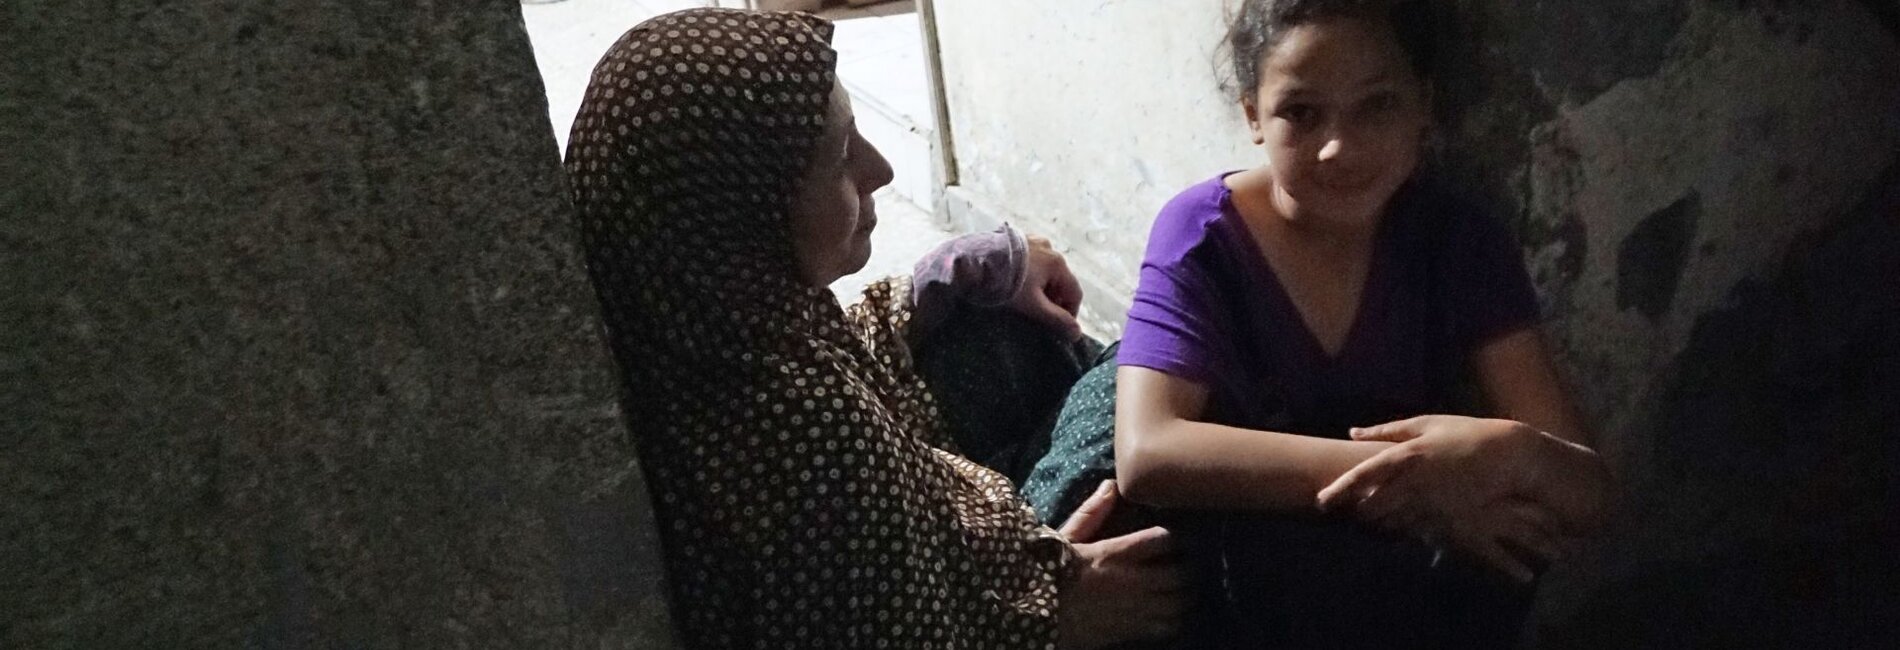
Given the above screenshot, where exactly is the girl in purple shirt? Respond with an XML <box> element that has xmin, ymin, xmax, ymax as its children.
<box><xmin>1028</xmin><ymin>1</ymin><xmax>1615</xmax><ymax>646</ymax></box>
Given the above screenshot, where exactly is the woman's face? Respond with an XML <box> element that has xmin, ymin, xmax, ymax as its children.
<box><xmin>788</xmin><ymin>82</ymin><xmax>895</xmax><ymax>288</ymax></box>
<box><xmin>1244</xmin><ymin>15</ymin><xmax>1431</xmax><ymax>229</ymax></box>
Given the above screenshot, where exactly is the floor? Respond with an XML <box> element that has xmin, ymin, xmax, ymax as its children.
<box><xmin>521</xmin><ymin>0</ymin><xmax>953</xmax><ymax>300</ymax></box>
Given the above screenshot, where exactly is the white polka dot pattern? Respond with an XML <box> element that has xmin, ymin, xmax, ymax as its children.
<box><xmin>562</xmin><ymin>9</ymin><xmax>1064</xmax><ymax>648</ymax></box>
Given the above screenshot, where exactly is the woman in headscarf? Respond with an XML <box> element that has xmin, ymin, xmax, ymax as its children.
<box><xmin>563</xmin><ymin>8</ymin><xmax>1180</xmax><ymax>649</ymax></box>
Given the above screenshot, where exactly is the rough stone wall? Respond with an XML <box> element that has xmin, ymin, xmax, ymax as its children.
<box><xmin>2</xmin><ymin>1</ymin><xmax>675</xmax><ymax>646</ymax></box>
<box><xmin>935</xmin><ymin>0</ymin><xmax>1900</xmax><ymax>644</ymax></box>
<box><xmin>1434</xmin><ymin>2</ymin><xmax>1900</xmax><ymax>645</ymax></box>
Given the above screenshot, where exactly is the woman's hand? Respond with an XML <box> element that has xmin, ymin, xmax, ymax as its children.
<box><xmin>1056</xmin><ymin>480</ymin><xmax>1184</xmax><ymax>649</ymax></box>
<box><xmin>1314</xmin><ymin>415</ymin><xmax>1612</xmax><ymax>580</ymax></box>
<box><xmin>1009</xmin><ymin>235</ymin><xmax>1085</xmax><ymax>341</ymax></box>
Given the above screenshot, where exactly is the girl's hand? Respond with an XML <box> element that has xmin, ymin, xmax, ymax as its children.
<box><xmin>1466</xmin><ymin>497</ymin><xmax>1575</xmax><ymax>581</ymax></box>
<box><xmin>1317</xmin><ymin>415</ymin><xmax>1542</xmax><ymax>515</ymax></box>
<box><xmin>1009</xmin><ymin>235</ymin><xmax>1084</xmax><ymax>341</ymax></box>
<box><xmin>1314</xmin><ymin>415</ymin><xmax>1611</xmax><ymax>577</ymax></box>
<box><xmin>1378</xmin><ymin>495</ymin><xmax>1572</xmax><ymax>583</ymax></box>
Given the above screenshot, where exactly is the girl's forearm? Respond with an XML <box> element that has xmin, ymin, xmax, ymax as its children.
<box><xmin>1115</xmin><ymin>418</ymin><xmax>1394</xmax><ymax>512</ymax></box>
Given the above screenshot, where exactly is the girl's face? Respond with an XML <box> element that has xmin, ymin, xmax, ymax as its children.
<box><xmin>1244</xmin><ymin>15</ymin><xmax>1432</xmax><ymax>229</ymax></box>
<box><xmin>789</xmin><ymin>81</ymin><xmax>895</xmax><ymax>287</ymax></box>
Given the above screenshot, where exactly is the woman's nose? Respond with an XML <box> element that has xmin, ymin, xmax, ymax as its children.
<box><xmin>1318</xmin><ymin>130</ymin><xmax>1351</xmax><ymax>162</ymax></box>
<box><xmin>857</xmin><ymin>134</ymin><xmax>895</xmax><ymax>192</ymax></box>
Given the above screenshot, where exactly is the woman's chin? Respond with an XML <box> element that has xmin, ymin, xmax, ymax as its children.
<box><xmin>846</xmin><ymin>240</ymin><xmax>874</xmax><ymax>273</ymax></box>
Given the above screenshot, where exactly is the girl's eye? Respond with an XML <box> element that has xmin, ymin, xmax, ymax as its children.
<box><xmin>1364</xmin><ymin>93</ymin><xmax>1399</xmax><ymax>113</ymax></box>
<box><xmin>1279</xmin><ymin>104</ymin><xmax>1317</xmax><ymax>124</ymax></box>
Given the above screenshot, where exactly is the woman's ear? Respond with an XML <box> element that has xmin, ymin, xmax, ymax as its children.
<box><xmin>1242</xmin><ymin>96</ymin><xmax>1267</xmax><ymax>146</ymax></box>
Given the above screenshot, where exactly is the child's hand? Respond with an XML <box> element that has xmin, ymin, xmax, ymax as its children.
<box><xmin>1008</xmin><ymin>235</ymin><xmax>1085</xmax><ymax>341</ymax></box>
<box><xmin>1408</xmin><ymin>496</ymin><xmax>1572</xmax><ymax>583</ymax></box>
<box><xmin>1315</xmin><ymin>415</ymin><xmax>1541</xmax><ymax>522</ymax></box>
<box><xmin>1314</xmin><ymin>415</ymin><xmax>1611</xmax><ymax>576</ymax></box>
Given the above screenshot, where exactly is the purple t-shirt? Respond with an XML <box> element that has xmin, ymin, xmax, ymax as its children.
<box><xmin>1119</xmin><ymin>173</ymin><xmax>1542</xmax><ymax>646</ymax></box>
<box><xmin>1120</xmin><ymin>173</ymin><xmax>1539</xmax><ymax>438</ymax></box>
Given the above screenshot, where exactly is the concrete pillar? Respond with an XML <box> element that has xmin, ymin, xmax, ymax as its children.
<box><xmin>2</xmin><ymin>1</ymin><xmax>676</xmax><ymax>645</ymax></box>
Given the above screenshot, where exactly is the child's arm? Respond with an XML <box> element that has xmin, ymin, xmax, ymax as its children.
<box><xmin>1472</xmin><ymin>328</ymin><xmax>1593</xmax><ymax>447</ymax></box>
<box><xmin>1319</xmin><ymin>414</ymin><xmax>1609</xmax><ymax>581</ymax></box>
<box><xmin>1472</xmin><ymin>326</ymin><xmax>1614</xmax><ymax>532</ymax></box>
<box><xmin>901</xmin><ymin>225</ymin><xmax>1082</xmax><ymax>347</ymax></box>
<box><xmin>1113</xmin><ymin>366</ymin><xmax>1395</xmax><ymax>511</ymax></box>
<box><xmin>1321</xmin><ymin>327</ymin><xmax>1611</xmax><ymax>535</ymax></box>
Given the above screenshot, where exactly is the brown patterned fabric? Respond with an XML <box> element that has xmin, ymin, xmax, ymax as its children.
<box><xmin>563</xmin><ymin>9</ymin><xmax>1065</xmax><ymax>648</ymax></box>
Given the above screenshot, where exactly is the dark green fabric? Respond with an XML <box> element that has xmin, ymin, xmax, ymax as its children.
<box><xmin>913</xmin><ymin>309</ymin><xmax>1127</xmax><ymax>528</ymax></box>
<box><xmin>912</xmin><ymin>307</ymin><xmax>1102</xmax><ymax>487</ymax></box>
<box><xmin>1020</xmin><ymin>343</ymin><xmax>1123</xmax><ymax>525</ymax></box>
<box><xmin>918</xmin><ymin>323</ymin><xmax>1203</xmax><ymax>649</ymax></box>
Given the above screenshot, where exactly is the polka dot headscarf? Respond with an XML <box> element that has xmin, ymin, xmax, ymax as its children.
<box><xmin>563</xmin><ymin>9</ymin><xmax>1065</xmax><ymax>648</ymax></box>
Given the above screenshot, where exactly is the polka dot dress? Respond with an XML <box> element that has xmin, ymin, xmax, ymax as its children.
<box><xmin>562</xmin><ymin>9</ymin><xmax>1065</xmax><ymax>648</ymax></box>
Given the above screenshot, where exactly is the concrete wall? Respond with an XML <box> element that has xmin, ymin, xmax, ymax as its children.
<box><xmin>935</xmin><ymin>0</ymin><xmax>1900</xmax><ymax>645</ymax></box>
<box><xmin>3</xmin><ymin>1</ymin><xmax>675</xmax><ymax>646</ymax></box>
<box><xmin>934</xmin><ymin>0</ymin><xmax>1258</xmax><ymax>336</ymax></box>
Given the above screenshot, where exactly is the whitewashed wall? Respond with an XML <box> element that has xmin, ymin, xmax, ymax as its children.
<box><xmin>934</xmin><ymin>0</ymin><xmax>1259</xmax><ymax>335</ymax></box>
